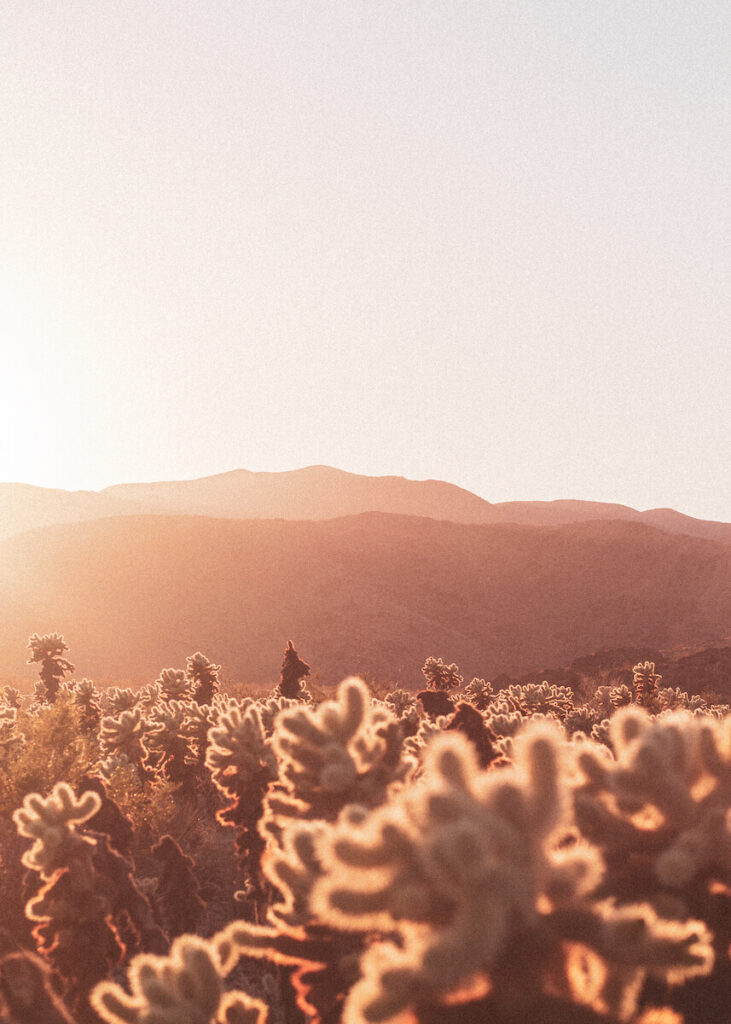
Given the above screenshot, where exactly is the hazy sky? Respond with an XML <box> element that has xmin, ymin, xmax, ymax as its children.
<box><xmin>1</xmin><ymin>1</ymin><xmax>729</xmax><ymax>519</ymax></box>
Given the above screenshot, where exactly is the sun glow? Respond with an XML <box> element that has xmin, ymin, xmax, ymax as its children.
<box><xmin>0</xmin><ymin>273</ymin><xmax>70</xmax><ymax>486</ymax></box>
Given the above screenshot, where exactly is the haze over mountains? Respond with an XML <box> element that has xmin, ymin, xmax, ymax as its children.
<box><xmin>1</xmin><ymin>467</ymin><xmax>728</xmax><ymax>685</ymax></box>
<box><xmin>1</xmin><ymin>466</ymin><xmax>730</xmax><ymax>543</ymax></box>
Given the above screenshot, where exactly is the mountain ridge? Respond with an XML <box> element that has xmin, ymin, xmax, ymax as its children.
<box><xmin>1</xmin><ymin>466</ymin><xmax>729</xmax><ymax>544</ymax></box>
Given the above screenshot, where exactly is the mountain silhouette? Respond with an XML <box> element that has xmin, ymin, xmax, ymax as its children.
<box><xmin>1</xmin><ymin>466</ymin><xmax>729</xmax><ymax>543</ymax></box>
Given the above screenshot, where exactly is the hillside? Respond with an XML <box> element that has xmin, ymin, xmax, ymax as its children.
<box><xmin>1</xmin><ymin>513</ymin><xmax>728</xmax><ymax>685</ymax></box>
<box><xmin>0</xmin><ymin>482</ymin><xmax>145</xmax><ymax>541</ymax></box>
<box><xmin>1</xmin><ymin>467</ymin><xmax>729</xmax><ymax>543</ymax></box>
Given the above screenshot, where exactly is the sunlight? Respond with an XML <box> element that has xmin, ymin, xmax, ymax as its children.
<box><xmin>0</xmin><ymin>270</ymin><xmax>75</xmax><ymax>485</ymax></box>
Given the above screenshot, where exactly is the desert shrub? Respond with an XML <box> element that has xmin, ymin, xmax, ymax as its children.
<box><xmin>100</xmin><ymin>758</ymin><xmax>178</xmax><ymax>843</ymax></box>
<box><xmin>0</xmin><ymin>696</ymin><xmax>96</xmax><ymax>819</ymax></box>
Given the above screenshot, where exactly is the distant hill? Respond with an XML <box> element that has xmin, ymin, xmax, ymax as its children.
<box><xmin>1</xmin><ymin>466</ymin><xmax>729</xmax><ymax>543</ymax></box>
<box><xmin>1</xmin><ymin>513</ymin><xmax>728</xmax><ymax>685</ymax></box>
<box><xmin>0</xmin><ymin>483</ymin><xmax>144</xmax><ymax>541</ymax></box>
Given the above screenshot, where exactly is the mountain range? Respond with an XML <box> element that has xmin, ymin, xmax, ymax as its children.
<box><xmin>0</xmin><ymin>467</ymin><xmax>728</xmax><ymax>686</ymax></box>
<box><xmin>1</xmin><ymin>466</ymin><xmax>730</xmax><ymax>543</ymax></box>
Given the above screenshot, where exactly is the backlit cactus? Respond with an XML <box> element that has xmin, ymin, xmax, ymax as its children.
<box><xmin>187</xmin><ymin>653</ymin><xmax>222</xmax><ymax>706</ymax></box>
<box><xmin>0</xmin><ymin>633</ymin><xmax>728</xmax><ymax>1024</ymax></box>
<box><xmin>91</xmin><ymin>933</ymin><xmax>267</xmax><ymax>1024</ymax></box>
<box><xmin>311</xmin><ymin>725</ymin><xmax>713</xmax><ymax>1023</ymax></box>
<box><xmin>460</xmin><ymin>677</ymin><xmax>494</xmax><ymax>711</ymax></box>
<box><xmin>633</xmin><ymin>661</ymin><xmax>662</xmax><ymax>711</ymax></box>
<box><xmin>26</xmin><ymin>633</ymin><xmax>75</xmax><ymax>704</ymax></box>
<box><xmin>421</xmin><ymin>657</ymin><xmax>463</xmax><ymax>691</ymax></box>
<box><xmin>156</xmin><ymin>668</ymin><xmax>194</xmax><ymax>702</ymax></box>
<box><xmin>14</xmin><ymin>784</ymin><xmax>125</xmax><ymax>1020</ymax></box>
<box><xmin>268</xmin><ymin>677</ymin><xmax>408</xmax><ymax>823</ymax></box>
<box><xmin>104</xmin><ymin>687</ymin><xmax>141</xmax><ymax>715</ymax></box>
<box><xmin>206</xmin><ymin>702</ymin><xmax>277</xmax><ymax>900</ymax></box>
<box><xmin>145</xmin><ymin>700</ymin><xmax>193</xmax><ymax>782</ymax></box>
<box><xmin>574</xmin><ymin>707</ymin><xmax>730</xmax><ymax>892</ymax></box>
<box><xmin>13</xmin><ymin>782</ymin><xmax>100</xmax><ymax>877</ymax></box>
<box><xmin>100</xmin><ymin>708</ymin><xmax>148</xmax><ymax>776</ymax></box>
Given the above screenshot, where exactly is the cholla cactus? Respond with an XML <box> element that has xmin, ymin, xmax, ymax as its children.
<box><xmin>484</xmin><ymin>699</ymin><xmax>526</xmax><ymax>738</ymax></box>
<box><xmin>277</xmin><ymin>640</ymin><xmax>311</xmax><ymax>700</ymax></box>
<box><xmin>404</xmin><ymin>713</ymin><xmax>451</xmax><ymax>771</ymax></box>
<box><xmin>152</xmin><ymin>836</ymin><xmax>205</xmax><ymax>939</ymax></box>
<box><xmin>145</xmin><ymin>701</ymin><xmax>193</xmax><ymax>782</ymax></box>
<box><xmin>256</xmin><ymin>695</ymin><xmax>299</xmax><ymax>734</ymax></box>
<box><xmin>421</xmin><ymin>656</ymin><xmax>463</xmax><ymax>691</ymax></box>
<box><xmin>0</xmin><ymin>685</ymin><xmax>21</xmax><ymax>708</ymax></box>
<box><xmin>591</xmin><ymin>718</ymin><xmax>613</xmax><ymax>748</ymax></box>
<box><xmin>611</xmin><ymin>684</ymin><xmax>634</xmax><ymax>710</ymax></box>
<box><xmin>100</xmin><ymin>708</ymin><xmax>149</xmax><ymax>779</ymax></box>
<box><xmin>501</xmin><ymin>682</ymin><xmax>575</xmax><ymax>718</ymax></box>
<box><xmin>206</xmin><ymin>702</ymin><xmax>277</xmax><ymax>901</ymax></box>
<box><xmin>90</xmin><ymin>831</ymin><xmax>168</xmax><ymax>958</ymax></box>
<box><xmin>383</xmin><ymin>689</ymin><xmax>416</xmax><ymax>718</ymax></box>
<box><xmin>182</xmin><ymin>702</ymin><xmax>216</xmax><ymax>768</ymax></box>
<box><xmin>417</xmin><ymin>688</ymin><xmax>455</xmax><ymax>719</ymax></box>
<box><xmin>104</xmin><ymin>686</ymin><xmax>142</xmax><ymax>714</ymax></box>
<box><xmin>77</xmin><ymin>774</ymin><xmax>135</xmax><ymax>859</ymax></box>
<box><xmin>156</xmin><ymin>668</ymin><xmax>194</xmax><ymax>702</ymax></box>
<box><xmin>206</xmin><ymin>704</ymin><xmax>276</xmax><ymax>799</ymax></box>
<box><xmin>220</xmin><ymin>810</ymin><xmax>368</xmax><ymax>1024</ymax></box>
<box><xmin>461</xmin><ymin>677</ymin><xmax>494</xmax><ymax>711</ymax></box>
<box><xmin>574</xmin><ymin>707</ymin><xmax>730</xmax><ymax>1023</ymax></box>
<box><xmin>91</xmin><ymin>933</ymin><xmax>267</xmax><ymax>1024</ymax></box>
<box><xmin>0</xmin><ymin>701</ymin><xmax>22</xmax><ymax>769</ymax></box>
<box><xmin>63</xmin><ymin>678</ymin><xmax>102</xmax><ymax>733</ymax></box>
<box><xmin>0</xmin><ymin>702</ymin><xmax>17</xmax><ymax>739</ymax></box>
<box><xmin>590</xmin><ymin>686</ymin><xmax>616</xmax><ymax>720</ymax></box>
<box><xmin>138</xmin><ymin>682</ymin><xmax>164</xmax><ymax>710</ymax></box>
<box><xmin>309</xmin><ymin>726</ymin><xmax>713</xmax><ymax>1024</ymax></box>
<box><xmin>564</xmin><ymin>704</ymin><xmax>600</xmax><ymax>738</ymax></box>
<box><xmin>14</xmin><ymin>784</ymin><xmax>125</xmax><ymax>1019</ymax></box>
<box><xmin>0</xmin><ymin>950</ymin><xmax>75</xmax><ymax>1024</ymax></box>
<box><xmin>13</xmin><ymin>782</ymin><xmax>100</xmax><ymax>877</ymax></box>
<box><xmin>27</xmin><ymin>633</ymin><xmax>75</xmax><ymax>704</ymax></box>
<box><xmin>261</xmin><ymin>819</ymin><xmax>329</xmax><ymax>929</ymax></box>
<box><xmin>98</xmin><ymin>751</ymin><xmax>135</xmax><ymax>781</ymax></box>
<box><xmin>187</xmin><ymin>652</ymin><xmax>221</xmax><ymax>706</ymax></box>
<box><xmin>268</xmin><ymin>677</ymin><xmax>408</xmax><ymax>823</ymax></box>
<box><xmin>575</xmin><ymin>708</ymin><xmax>730</xmax><ymax>893</ymax></box>
<box><xmin>444</xmin><ymin>701</ymin><xmax>503</xmax><ymax>769</ymax></box>
<box><xmin>656</xmin><ymin>688</ymin><xmax>706</xmax><ymax>713</ymax></box>
<box><xmin>634</xmin><ymin>662</ymin><xmax>662</xmax><ymax>711</ymax></box>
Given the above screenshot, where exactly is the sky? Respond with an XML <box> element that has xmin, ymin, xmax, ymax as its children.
<box><xmin>1</xmin><ymin>1</ymin><xmax>729</xmax><ymax>520</ymax></box>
